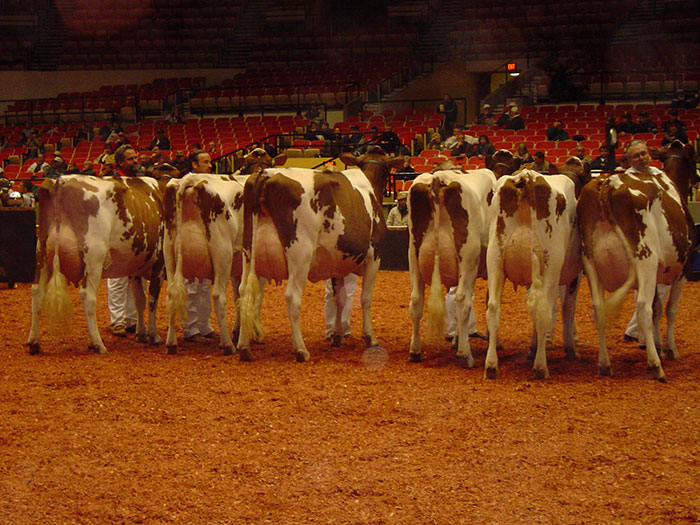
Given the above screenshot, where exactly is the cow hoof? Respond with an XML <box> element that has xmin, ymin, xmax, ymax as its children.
<box><xmin>27</xmin><ymin>342</ymin><xmax>41</xmax><ymax>355</ymax></box>
<box><xmin>136</xmin><ymin>334</ymin><xmax>148</xmax><ymax>343</ymax></box>
<box><xmin>565</xmin><ymin>348</ymin><xmax>580</xmax><ymax>360</ymax></box>
<box><xmin>331</xmin><ymin>334</ymin><xmax>343</xmax><ymax>347</ymax></box>
<box><xmin>221</xmin><ymin>346</ymin><xmax>234</xmax><ymax>356</ymax></box>
<box><xmin>456</xmin><ymin>355</ymin><xmax>474</xmax><ymax>369</ymax></box>
<box><xmin>648</xmin><ymin>365</ymin><xmax>666</xmax><ymax>382</ymax></box>
<box><xmin>598</xmin><ymin>365</ymin><xmax>612</xmax><ymax>377</ymax></box>
<box><xmin>89</xmin><ymin>344</ymin><xmax>107</xmax><ymax>354</ymax></box>
<box><xmin>149</xmin><ymin>336</ymin><xmax>162</xmax><ymax>346</ymax></box>
<box><xmin>296</xmin><ymin>351</ymin><xmax>310</xmax><ymax>363</ymax></box>
<box><xmin>533</xmin><ymin>368</ymin><xmax>550</xmax><ymax>380</ymax></box>
<box><xmin>166</xmin><ymin>345</ymin><xmax>178</xmax><ymax>355</ymax></box>
<box><xmin>409</xmin><ymin>352</ymin><xmax>422</xmax><ymax>363</ymax></box>
<box><xmin>664</xmin><ymin>349</ymin><xmax>679</xmax><ymax>361</ymax></box>
<box><xmin>484</xmin><ymin>366</ymin><xmax>498</xmax><ymax>380</ymax></box>
<box><xmin>238</xmin><ymin>347</ymin><xmax>254</xmax><ymax>362</ymax></box>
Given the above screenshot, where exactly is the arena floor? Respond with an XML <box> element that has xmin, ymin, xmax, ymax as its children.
<box><xmin>2</xmin><ymin>272</ymin><xmax>700</xmax><ymax>523</ymax></box>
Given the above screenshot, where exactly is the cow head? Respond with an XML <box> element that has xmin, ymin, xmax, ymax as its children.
<box><xmin>653</xmin><ymin>140</ymin><xmax>699</xmax><ymax>200</ymax></box>
<box><xmin>485</xmin><ymin>149</ymin><xmax>522</xmax><ymax>178</ymax></box>
<box><xmin>559</xmin><ymin>156</ymin><xmax>592</xmax><ymax>197</ymax></box>
<box><xmin>146</xmin><ymin>163</ymin><xmax>181</xmax><ymax>180</ymax></box>
<box><xmin>339</xmin><ymin>146</ymin><xmax>404</xmax><ymax>197</ymax></box>
<box><xmin>240</xmin><ymin>147</ymin><xmax>287</xmax><ymax>175</ymax></box>
<box><xmin>431</xmin><ymin>159</ymin><xmax>462</xmax><ymax>172</ymax></box>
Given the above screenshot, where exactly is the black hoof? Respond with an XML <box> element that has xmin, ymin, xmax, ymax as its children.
<box><xmin>598</xmin><ymin>365</ymin><xmax>612</xmax><ymax>377</ymax></box>
<box><xmin>238</xmin><ymin>347</ymin><xmax>254</xmax><ymax>362</ymax></box>
<box><xmin>533</xmin><ymin>368</ymin><xmax>550</xmax><ymax>380</ymax></box>
<box><xmin>484</xmin><ymin>366</ymin><xmax>498</xmax><ymax>380</ymax></box>
<box><xmin>296</xmin><ymin>351</ymin><xmax>309</xmax><ymax>363</ymax></box>
<box><xmin>27</xmin><ymin>342</ymin><xmax>41</xmax><ymax>355</ymax></box>
<box><xmin>136</xmin><ymin>334</ymin><xmax>148</xmax><ymax>343</ymax></box>
<box><xmin>221</xmin><ymin>346</ymin><xmax>233</xmax><ymax>356</ymax></box>
<box><xmin>331</xmin><ymin>334</ymin><xmax>342</xmax><ymax>347</ymax></box>
<box><xmin>409</xmin><ymin>352</ymin><xmax>422</xmax><ymax>363</ymax></box>
<box><xmin>166</xmin><ymin>345</ymin><xmax>178</xmax><ymax>355</ymax></box>
<box><xmin>456</xmin><ymin>355</ymin><xmax>474</xmax><ymax>369</ymax></box>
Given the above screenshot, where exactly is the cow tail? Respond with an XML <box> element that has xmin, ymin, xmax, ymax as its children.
<box><xmin>166</xmin><ymin>183</ymin><xmax>188</xmax><ymax>325</ymax></box>
<box><xmin>524</xmin><ymin>176</ymin><xmax>549</xmax><ymax>332</ymax></box>
<box><xmin>240</xmin><ymin>213</ymin><xmax>262</xmax><ymax>340</ymax></box>
<box><xmin>603</xmin><ymin>225</ymin><xmax>637</xmax><ymax>322</ymax></box>
<box><xmin>43</xmin><ymin>180</ymin><xmax>73</xmax><ymax>330</ymax></box>
<box><xmin>425</xmin><ymin>177</ymin><xmax>446</xmax><ymax>341</ymax></box>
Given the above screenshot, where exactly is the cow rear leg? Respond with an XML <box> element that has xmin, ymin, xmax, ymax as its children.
<box><xmin>284</xmin><ymin>256</ymin><xmax>311</xmax><ymax>362</ymax></box>
<box><xmin>360</xmin><ymin>258</ymin><xmax>381</xmax><ymax>348</ymax></box>
<box><xmin>80</xmin><ymin>272</ymin><xmax>107</xmax><ymax>354</ymax></box>
<box><xmin>130</xmin><ymin>277</ymin><xmax>149</xmax><ymax>343</ymax></box>
<box><xmin>636</xmin><ymin>276</ymin><xmax>665</xmax><ymax>382</ymax></box>
<box><xmin>146</xmin><ymin>276</ymin><xmax>162</xmax><ymax>346</ymax></box>
<box><xmin>583</xmin><ymin>258</ymin><xmax>611</xmax><ymax>376</ymax></box>
<box><xmin>484</xmin><ymin>265</ymin><xmax>505</xmax><ymax>380</ymax></box>
<box><xmin>27</xmin><ymin>265</ymin><xmax>50</xmax><ymax>354</ymax></box>
<box><xmin>663</xmin><ymin>280</ymin><xmax>684</xmax><ymax>360</ymax></box>
<box><xmin>454</xmin><ymin>273</ymin><xmax>476</xmax><ymax>369</ymax></box>
<box><xmin>561</xmin><ymin>278</ymin><xmax>580</xmax><ymax>360</ymax></box>
<box><xmin>408</xmin><ymin>250</ymin><xmax>425</xmax><ymax>362</ymax></box>
<box><xmin>212</xmin><ymin>271</ymin><xmax>235</xmax><ymax>356</ymax></box>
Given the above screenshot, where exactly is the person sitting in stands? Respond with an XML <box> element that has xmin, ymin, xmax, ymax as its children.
<box><xmin>660</xmin><ymin>110</ymin><xmax>686</xmax><ymax>132</ymax></box>
<box><xmin>386</xmin><ymin>191</ymin><xmax>409</xmax><ymax>229</ymax></box>
<box><xmin>590</xmin><ymin>145</ymin><xmax>618</xmax><ymax>172</ymax></box>
<box><xmin>20</xmin><ymin>180</ymin><xmax>36</xmax><ymax>207</ymax></box>
<box><xmin>44</xmin><ymin>156</ymin><xmax>66</xmax><ymax>179</ymax></box>
<box><xmin>148</xmin><ymin>129</ymin><xmax>171</xmax><ymax>151</ymax></box>
<box><xmin>475</xmin><ymin>103</ymin><xmax>495</xmax><ymax>126</ymax></box>
<box><xmin>661</xmin><ymin>123</ymin><xmax>688</xmax><ymax>145</ymax></box>
<box><xmin>426</xmin><ymin>132</ymin><xmax>443</xmax><ymax>150</ymax></box>
<box><xmin>473</xmin><ymin>134</ymin><xmax>496</xmax><ymax>159</ymax></box>
<box><xmin>504</xmin><ymin>107</ymin><xmax>525</xmax><ymax>131</ymax></box>
<box><xmin>27</xmin><ymin>153</ymin><xmax>49</xmax><ymax>176</ymax></box>
<box><xmin>95</xmin><ymin>143</ymin><xmax>115</xmax><ymax>165</ymax></box>
<box><xmin>525</xmin><ymin>151</ymin><xmax>557</xmax><ymax>174</ymax></box>
<box><xmin>572</xmin><ymin>144</ymin><xmax>592</xmax><ymax>164</ymax></box>
<box><xmin>636</xmin><ymin>112</ymin><xmax>657</xmax><ymax>133</ymax></box>
<box><xmin>377</xmin><ymin>125</ymin><xmax>402</xmax><ymax>156</ymax></box>
<box><xmin>172</xmin><ymin>150</ymin><xmax>189</xmax><ymax>174</ymax></box>
<box><xmin>618</xmin><ymin>113</ymin><xmax>640</xmax><ymax>135</ymax></box>
<box><xmin>81</xmin><ymin>161</ymin><xmax>97</xmax><ymax>176</ymax></box>
<box><xmin>546</xmin><ymin>119</ymin><xmax>570</xmax><ymax>141</ymax></box>
<box><xmin>442</xmin><ymin>127</ymin><xmax>463</xmax><ymax>150</ymax></box>
<box><xmin>448</xmin><ymin>136</ymin><xmax>473</xmax><ymax>159</ymax></box>
<box><xmin>513</xmin><ymin>143</ymin><xmax>533</xmax><ymax>163</ymax></box>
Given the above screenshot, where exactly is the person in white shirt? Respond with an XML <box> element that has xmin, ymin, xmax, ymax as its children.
<box><xmin>386</xmin><ymin>192</ymin><xmax>409</xmax><ymax>228</ymax></box>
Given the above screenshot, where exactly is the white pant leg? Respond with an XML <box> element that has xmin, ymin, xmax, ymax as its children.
<box><xmin>197</xmin><ymin>279</ymin><xmax>213</xmax><ymax>335</ymax></box>
<box><xmin>324</xmin><ymin>274</ymin><xmax>357</xmax><ymax>338</ymax></box>
<box><xmin>107</xmin><ymin>277</ymin><xmax>129</xmax><ymax>326</ymax></box>
<box><xmin>626</xmin><ymin>284</ymin><xmax>671</xmax><ymax>342</ymax></box>
<box><xmin>184</xmin><ymin>278</ymin><xmax>201</xmax><ymax>337</ymax></box>
<box><xmin>445</xmin><ymin>287</ymin><xmax>477</xmax><ymax>337</ymax></box>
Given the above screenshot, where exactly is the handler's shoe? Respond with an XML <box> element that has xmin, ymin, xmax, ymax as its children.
<box><xmin>111</xmin><ymin>323</ymin><xmax>127</xmax><ymax>337</ymax></box>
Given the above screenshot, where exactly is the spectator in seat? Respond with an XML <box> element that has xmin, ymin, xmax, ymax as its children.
<box><xmin>618</xmin><ymin>113</ymin><xmax>640</xmax><ymax>135</ymax></box>
<box><xmin>473</xmin><ymin>134</ymin><xmax>496</xmax><ymax>159</ymax></box>
<box><xmin>304</xmin><ymin>102</ymin><xmax>323</xmax><ymax>122</ymax></box>
<box><xmin>590</xmin><ymin>145</ymin><xmax>618</xmax><ymax>172</ymax></box>
<box><xmin>149</xmin><ymin>129</ymin><xmax>171</xmax><ymax>151</ymax></box>
<box><xmin>398</xmin><ymin>155</ymin><xmax>415</xmax><ymax>175</ymax></box>
<box><xmin>44</xmin><ymin>156</ymin><xmax>66</xmax><ymax>179</ymax></box>
<box><xmin>386</xmin><ymin>191</ymin><xmax>409</xmax><ymax>229</ymax></box>
<box><xmin>442</xmin><ymin>127</ymin><xmax>463</xmax><ymax>150</ymax></box>
<box><xmin>661</xmin><ymin>123</ymin><xmax>688</xmax><ymax>146</ymax></box>
<box><xmin>172</xmin><ymin>150</ymin><xmax>189</xmax><ymax>174</ymax></box>
<box><xmin>66</xmin><ymin>162</ymin><xmax>79</xmax><ymax>174</ymax></box>
<box><xmin>26</xmin><ymin>131</ymin><xmax>45</xmax><ymax>158</ymax></box>
<box><xmin>426</xmin><ymin>132</ymin><xmax>443</xmax><ymax>150</ymax></box>
<box><xmin>75</xmin><ymin>123</ymin><xmax>91</xmax><ymax>143</ymax></box>
<box><xmin>447</xmin><ymin>135</ymin><xmax>473</xmax><ymax>159</ymax></box>
<box><xmin>81</xmin><ymin>161</ymin><xmax>97</xmax><ymax>176</ymax></box>
<box><xmin>572</xmin><ymin>144</ymin><xmax>592</xmax><ymax>164</ymax></box>
<box><xmin>27</xmin><ymin>153</ymin><xmax>49</xmax><ymax>176</ymax></box>
<box><xmin>20</xmin><ymin>180</ymin><xmax>36</xmax><ymax>207</ymax></box>
<box><xmin>165</xmin><ymin>105</ymin><xmax>183</xmax><ymax>124</ymax></box>
<box><xmin>546</xmin><ymin>119</ymin><xmax>570</xmax><ymax>141</ymax></box>
<box><xmin>661</xmin><ymin>110</ymin><xmax>686</xmax><ymax>132</ymax></box>
<box><xmin>95</xmin><ymin>143</ymin><xmax>115</xmax><ymax>165</ymax></box>
<box><xmin>0</xmin><ymin>180</ymin><xmax>22</xmax><ymax>207</ymax></box>
<box><xmin>305</xmin><ymin>121</ymin><xmax>323</xmax><ymax>141</ymax></box>
<box><xmin>475</xmin><ymin>103</ymin><xmax>495</xmax><ymax>126</ymax></box>
<box><xmin>437</xmin><ymin>93</ymin><xmax>458</xmax><ymax>137</ymax></box>
<box><xmin>636</xmin><ymin>112</ymin><xmax>657</xmax><ymax>134</ymax></box>
<box><xmin>513</xmin><ymin>143</ymin><xmax>533</xmax><ymax>164</ymax></box>
<box><xmin>504</xmin><ymin>107</ymin><xmax>525</xmax><ymax>131</ymax></box>
<box><xmin>525</xmin><ymin>151</ymin><xmax>557</xmax><ymax>174</ymax></box>
<box><xmin>377</xmin><ymin>125</ymin><xmax>402</xmax><ymax>156</ymax></box>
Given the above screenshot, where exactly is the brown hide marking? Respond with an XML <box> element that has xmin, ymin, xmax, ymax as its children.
<box><xmin>531</xmin><ymin>175</ymin><xmax>553</xmax><ymax>226</ymax></box>
<box><xmin>312</xmin><ymin>171</ymin><xmax>373</xmax><ymax>263</ymax></box>
<box><xmin>443</xmin><ymin>182</ymin><xmax>469</xmax><ymax>254</ymax></box>
<box><xmin>577</xmin><ymin>179</ymin><xmax>604</xmax><ymax>258</ymax></box>
<box><xmin>109</xmin><ymin>178</ymin><xmax>163</xmax><ymax>261</ymax></box>
<box><xmin>555</xmin><ymin>193</ymin><xmax>567</xmax><ymax>219</ymax></box>
<box><xmin>242</xmin><ymin>172</ymin><xmax>264</xmax><ymax>256</ymax></box>
<box><xmin>259</xmin><ymin>173</ymin><xmax>304</xmax><ymax>250</ymax></box>
<box><xmin>194</xmin><ymin>180</ymin><xmax>226</xmax><ymax>240</ymax></box>
<box><xmin>35</xmin><ymin>180</ymin><xmax>57</xmax><ymax>282</ymax></box>
<box><xmin>60</xmin><ymin>179</ymin><xmax>101</xmax><ymax>286</ymax></box>
<box><xmin>163</xmin><ymin>183</ymin><xmax>178</xmax><ymax>240</ymax></box>
<box><xmin>409</xmin><ymin>183</ymin><xmax>433</xmax><ymax>258</ymax></box>
<box><xmin>660</xmin><ymin>191</ymin><xmax>692</xmax><ymax>263</ymax></box>
<box><xmin>613</xmin><ymin>174</ymin><xmax>659</xmax><ymax>259</ymax></box>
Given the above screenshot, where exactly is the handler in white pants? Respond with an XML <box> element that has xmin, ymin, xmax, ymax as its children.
<box><xmin>445</xmin><ymin>286</ymin><xmax>485</xmax><ymax>340</ymax></box>
<box><xmin>624</xmin><ymin>283</ymin><xmax>671</xmax><ymax>345</ymax></box>
<box><xmin>107</xmin><ymin>277</ymin><xmax>138</xmax><ymax>337</ymax></box>
<box><xmin>324</xmin><ymin>274</ymin><xmax>357</xmax><ymax>339</ymax></box>
<box><xmin>184</xmin><ymin>277</ymin><xmax>215</xmax><ymax>341</ymax></box>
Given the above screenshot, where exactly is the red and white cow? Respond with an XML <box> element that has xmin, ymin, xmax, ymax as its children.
<box><xmin>162</xmin><ymin>149</ymin><xmax>284</xmax><ymax>354</ymax></box>
<box><xmin>577</xmin><ymin>140</ymin><xmax>698</xmax><ymax>381</ymax></box>
<box><xmin>237</xmin><ymin>146</ymin><xmax>403</xmax><ymax>362</ymax></box>
<box><xmin>27</xmin><ymin>174</ymin><xmax>166</xmax><ymax>354</ymax></box>
<box><xmin>484</xmin><ymin>159</ymin><xmax>589</xmax><ymax>379</ymax></box>
<box><xmin>407</xmin><ymin>166</ymin><xmax>497</xmax><ymax>367</ymax></box>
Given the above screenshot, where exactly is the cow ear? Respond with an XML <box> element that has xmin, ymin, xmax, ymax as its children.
<box><xmin>273</xmin><ymin>153</ymin><xmax>287</xmax><ymax>166</ymax></box>
<box><xmin>339</xmin><ymin>152</ymin><xmax>360</xmax><ymax>167</ymax></box>
<box><xmin>484</xmin><ymin>155</ymin><xmax>494</xmax><ymax>170</ymax></box>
